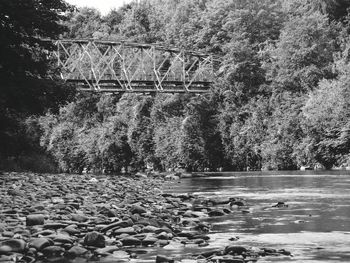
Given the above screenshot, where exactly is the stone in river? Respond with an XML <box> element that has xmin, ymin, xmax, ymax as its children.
<box><xmin>95</xmin><ymin>245</ymin><xmax>119</xmax><ymax>254</ymax></box>
<box><xmin>0</xmin><ymin>239</ymin><xmax>26</xmax><ymax>254</ymax></box>
<box><xmin>2</xmin><ymin>231</ymin><xmax>14</xmax><ymax>238</ymax></box>
<box><xmin>211</xmin><ymin>256</ymin><xmax>244</xmax><ymax>263</ymax></box>
<box><xmin>209</xmin><ymin>198</ymin><xmax>231</xmax><ymax>205</ymax></box>
<box><xmin>71</xmin><ymin>213</ymin><xmax>89</xmax><ymax>222</ymax></box>
<box><xmin>66</xmin><ymin>246</ymin><xmax>88</xmax><ymax>257</ymax></box>
<box><xmin>63</xmin><ymin>225</ymin><xmax>80</xmax><ymax>235</ymax></box>
<box><xmin>200</xmin><ymin>249</ymin><xmax>222</xmax><ymax>258</ymax></box>
<box><xmin>43</xmin><ymin>223</ymin><xmax>67</xmax><ymax>230</ymax></box>
<box><xmin>156</xmin><ymin>255</ymin><xmax>175</xmax><ymax>263</ymax></box>
<box><xmin>51</xmin><ymin>234</ymin><xmax>74</xmax><ymax>244</ymax></box>
<box><xmin>142</xmin><ymin>235</ymin><xmax>158</xmax><ymax>246</ymax></box>
<box><xmin>84</xmin><ymin>231</ymin><xmax>105</xmax><ymax>248</ymax></box>
<box><xmin>114</xmin><ymin>227</ymin><xmax>136</xmax><ymax>235</ymax></box>
<box><xmin>129</xmin><ymin>205</ymin><xmax>147</xmax><ymax>214</ymax></box>
<box><xmin>142</xmin><ymin>225</ymin><xmax>160</xmax><ymax>233</ymax></box>
<box><xmin>231</xmin><ymin>201</ymin><xmax>245</xmax><ymax>207</ymax></box>
<box><xmin>101</xmin><ymin>219</ymin><xmax>133</xmax><ymax>232</ymax></box>
<box><xmin>223</xmin><ymin>246</ymin><xmax>247</xmax><ymax>255</ymax></box>
<box><xmin>208</xmin><ymin>210</ymin><xmax>226</xmax><ymax>217</ymax></box>
<box><xmin>272</xmin><ymin>202</ymin><xmax>288</xmax><ymax>208</ymax></box>
<box><xmin>42</xmin><ymin>245</ymin><xmax>65</xmax><ymax>257</ymax></box>
<box><xmin>120</xmin><ymin>237</ymin><xmax>141</xmax><ymax>246</ymax></box>
<box><xmin>26</xmin><ymin>214</ymin><xmax>45</xmax><ymax>226</ymax></box>
<box><xmin>29</xmin><ymin>237</ymin><xmax>53</xmax><ymax>251</ymax></box>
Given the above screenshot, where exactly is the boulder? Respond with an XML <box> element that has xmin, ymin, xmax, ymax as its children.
<box><xmin>66</xmin><ymin>246</ymin><xmax>88</xmax><ymax>257</ymax></box>
<box><xmin>26</xmin><ymin>214</ymin><xmax>45</xmax><ymax>226</ymax></box>
<box><xmin>29</xmin><ymin>238</ymin><xmax>53</xmax><ymax>251</ymax></box>
<box><xmin>231</xmin><ymin>201</ymin><xmax>245</xmax><ymax>207</ymax></box>
<box><xmin>142</xmin><ymin>235</ymin><xmax>158</xmax><ymax>246</ymax></box>
<box><xmin>0</xmin><ymin>239</ymin><xmax>26</xmax><ymax>254</ymax></box>
<box><xmin>84</xmin><ymin>231</ymin><xmax>105</xmax><ymax>248</ymax></box>
<box><xmin>42</xmin><ymin>245</ymin><xmax>65</xmax><ymax>257</ymax></box>
<box><xmin>71</xmin><ymin>213</ymin><xmax>89</xmax><ymax>222</ymax></box>
<box><xmin>114</xmin><ymin>227</ymin><xmax>136</xmax><ymax>235</ymax></box>
<box><xmin>156</xmin><ymin>255</ymin><xmax>175</xmax><ymax>263</ymax></box>
<box><xmin>101</xmin><ymin>219</ymin><xmax>133</xmax><ymax>232</ymax></box>
<box><xmin>223</xmin><ymin>246</ymin><xmax>247</xmax><ymax>255</ymax></box>
<box><xmin>130</xmin><ymin>205</ymin><xmax>147</xmax><ymax>214</ymax></box>
<box><xmin>272</xmin><ymin>202</ymin><xmax>288</xmax><ymax>208</ymax></box>
<box><xmin>208</xmin><ymin>210</ymin><xmax>226</xmax><ymax>217</ymax></box>
<box><xmin>120</xmin><ymin>237</ymin><xmax>141</xmax><ymax>246</ymax></box>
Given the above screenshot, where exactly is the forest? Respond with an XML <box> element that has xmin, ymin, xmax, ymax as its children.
<box><xmin>2</xmin><ymin>0</ymin><xmax>350</xmax><ymax>173</ymax></box>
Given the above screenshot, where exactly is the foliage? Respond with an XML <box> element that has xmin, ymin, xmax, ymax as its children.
<box><xmin>4</xmin><ymin>0</ymin><xmax>350</xmax><ymax>172</ymax></box>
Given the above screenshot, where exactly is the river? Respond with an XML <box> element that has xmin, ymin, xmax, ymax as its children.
<box><xmin>163</xmin><ymin>171</ymin><xmax>350</xmax><ymax>262</ymax></box>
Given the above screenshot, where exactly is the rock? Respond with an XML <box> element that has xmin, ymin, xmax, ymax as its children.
<box><xmin>63</xmin><ymin>225</ymin><xmax>80</xmax><ymax>235</ymax></box>
<box><xmin>272</xmin><ymin>202</ymin><xmax>288</xmax><ymax>208</ymax></box>
<box><xmin>208</xmin><ymin>210</ymin><xmax>226</xmax><ymax>217</ymax></box>
<box><xmin>26</xmin><ymin>214</ymin><xmax>45</xmax><ymax>226</ymax></box>
<box><xmin>89</xmin><ymin>178</ymin><xmax>98</xmax><ymax>183</ymax></box>
<box><xmin>211</xmin><ymin>256</ymin><xmax>244</xmax><ymax>263</ymax></box>
<box><xmin>156</xmin><ymin>255</ymin><xmax>175</xmax><ymax>263</ymax></box>
<box><xmin>101</xmin><ymin>219</ymin><xmax>134</xmax><ymax>233</ymax></box>
<box><xmin>120</xmin><ymin>237</ymin><xmax>141</xmax><ymax>246</ymax></box>
<box><xmin>84</xmin><ymin>231</ymin><xmax>105</xmax><ymax>248</ymax></box>
<box><xmin>165</xmin><ymin>175</ymin><xmax>180</xmax><ymax>180</ymax></box>
<box><xmin>71</xmin><ymin>213</ymin><xmax>89</xmax><ymax>222</ymax></box>
<box><xmin>130</xmin><ymin>205</ymin><xmax>147</xmax><ymax>214</ymax></box>
<box><xmin>200</xmin><ymin>249</ymin><xmax>223</xmax><ymax>258</ymax></box>
<box><xmin>43</xmin><ymin>223</ymin><xmax>67</xmax><ymax>230</ymax></box>
<box><xmin>114</xmin><ymin>227</ymin><xmax>136</xmax><ymax>235</ymax></box>
<box><xmin>42</xmin><ymin>245</ymin><xmax>65</xmax><ymax>257</ymax></box>
<box><xmin>224</xmin><ymin>246</ymin><xmax>247</xmax><ymax>255</ymax></box>
<box><xmin>51</xmin><ymin>234</ymin><xmax>73</xmax><ymax>244</ymax></box>
<box><xmin>135</xmin><ymin>172</ymin><xmax>148</xmax><ymax>178</ymax></box>
<box><xmin>142</xmin><ymin>235</ymin><xmax>158</xmax><ymax>246</ymax></box>
<box><xmin>231</xmin><ymin>201</ymin><xmax>245</xmax><ymax>207</ymax></box>
<box><xmin>142</xmin><ymin>225</ymin><xmax>161</xmax><ymax>233</ymax></box>
<box><xmin>209</xmin><ymin>198</ymin><xmax>231</xmax><ymax>205</ymax></box>
<box><xmin>29</xmin><ymin>238</ymin><xmax>53</xmax><ymax>251</ymax></box>
<box><xmin>95</xmin><ymin>245</ymin><xmax>119</xmax><ymax>254</ymax></box>
<box><xmin>66</xmin><ymin>246</ymin><xmax>88</xmax><ymax>257</ymax></box>
<box><xmin>0</xmin><ymin>239</ymin><xmax>26</xmax><ymax>254</ymax></box>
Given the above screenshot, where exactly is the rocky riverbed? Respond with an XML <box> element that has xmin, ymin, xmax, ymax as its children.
<box><xmin>0</xmin><ymin>172</ymin><xmax>291</xmax><ymax>263</ymax></box>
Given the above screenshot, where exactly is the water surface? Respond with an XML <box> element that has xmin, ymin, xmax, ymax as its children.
<box><xmin>165</xmin><ymin>171</ymin><xmax>350</xmax><ymax>262</ymax></box>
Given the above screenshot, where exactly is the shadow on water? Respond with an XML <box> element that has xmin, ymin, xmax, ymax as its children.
<box><xmin>164</xmin><ymin>170</ymin><xmax>350</xmax><ymax>262</ymax></box>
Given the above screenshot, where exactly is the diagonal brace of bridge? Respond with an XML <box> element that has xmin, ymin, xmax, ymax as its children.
<box><xmin>53</xmin><ymin>39</ymin><xmax>215</xmax><ymax>93</ymax></box>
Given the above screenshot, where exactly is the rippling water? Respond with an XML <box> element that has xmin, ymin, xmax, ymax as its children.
<box><xmin>164</xmin><ymin>171</ymin><xmax>350</xmax><ymax>262</ymax></box>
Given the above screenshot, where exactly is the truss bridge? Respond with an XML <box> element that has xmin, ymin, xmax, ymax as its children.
<box><xmin>53</xmin><ymin>39</ymin><xmax>215</xmax><ymax>93</ymax></box>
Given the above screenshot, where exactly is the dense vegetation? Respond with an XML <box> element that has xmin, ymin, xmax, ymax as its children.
<box><xmin>2</xmin><ymin>0</ymin><xmax>350</xmax><ymax>172</ymax></box>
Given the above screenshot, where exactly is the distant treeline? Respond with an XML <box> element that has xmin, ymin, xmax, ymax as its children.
<box><xmin>2</xmin><ymin>0</ymin><xmax>350</xmax><ymax>172</ymax></box>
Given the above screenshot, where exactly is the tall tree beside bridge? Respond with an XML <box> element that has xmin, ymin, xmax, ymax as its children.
<box><xmin>0</xmin><ymin>0</ymin><xmax>74</xmax><ymax>170</ymax></box>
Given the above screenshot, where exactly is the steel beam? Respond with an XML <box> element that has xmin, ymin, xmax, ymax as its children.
<box><xmin>54</xmin><ymin>39</ymin><xmax>214</xmax><ymax>93</ymax></box>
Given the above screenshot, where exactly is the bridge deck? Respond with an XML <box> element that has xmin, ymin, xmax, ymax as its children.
<box><xmin>53</xmin><ymin>39</ymin><xmax>215</xmax><ymax>93</ymax></box>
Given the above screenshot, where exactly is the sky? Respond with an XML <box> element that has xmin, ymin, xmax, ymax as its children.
<box><xmin>66</xmin><ymin>0</ymin><xmax>134</xmax><ymax>15</ymax></box>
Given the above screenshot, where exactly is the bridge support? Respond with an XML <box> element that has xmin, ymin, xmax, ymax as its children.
<box><xmin>54</xmin><ymin>39</ymin><xmax>214</xmax><ymax>93</ymax></box>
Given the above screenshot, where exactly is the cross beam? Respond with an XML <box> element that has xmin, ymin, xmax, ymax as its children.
<box><xmin>53</xmin><ymin>39</ymin><xmax>215</xmax><ymax>93</ymax></box>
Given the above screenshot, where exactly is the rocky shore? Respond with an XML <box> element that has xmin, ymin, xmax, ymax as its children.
<box><xmin>0</xmin><ymin>172</ymin><xmax>291</xmax><ymax>263</ymax></box>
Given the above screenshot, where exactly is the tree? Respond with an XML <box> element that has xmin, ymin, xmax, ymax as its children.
<box><xmin>263</xmin><ymin>10</ymin><xmax>339</xmax><ymax>93</ymax></box>
<box><xmin>0</xmin><ymin>0</ymin><xmax>74</xmax><ymax>169</ymax></box>
<box><xmin>302</xmin><ymin>44</ymin><xmax>350</xmax><ymax>168</ymax></box>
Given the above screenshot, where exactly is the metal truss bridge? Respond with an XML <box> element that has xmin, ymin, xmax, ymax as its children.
<box><xmin>53</xmin><ymin>39</ymin><xmax>215</xmax><ymax>93</ymax></box>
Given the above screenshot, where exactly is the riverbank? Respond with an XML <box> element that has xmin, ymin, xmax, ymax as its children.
<box><xmin>0</xmin><ymin>172</ymin><xmax>291</xmax><ymax>262</ymax></box>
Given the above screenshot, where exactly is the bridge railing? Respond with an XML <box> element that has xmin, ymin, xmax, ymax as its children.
<box><xmin>53</xmin><ymin>39</ymin><xmax>215</xmax><ymax>93</ymax></box>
